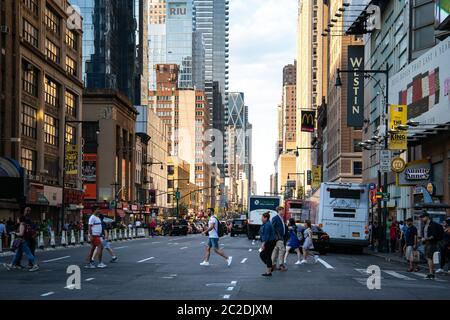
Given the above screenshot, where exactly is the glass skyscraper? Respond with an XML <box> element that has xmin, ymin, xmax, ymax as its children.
<box><xmin>69</xmin><ymin>0</ymin><xmax>138</xmax><ymax>103</ymax></box>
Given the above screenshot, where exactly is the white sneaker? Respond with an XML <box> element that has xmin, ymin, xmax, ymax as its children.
<box><xmin>295</xmin><ymin>260</ymin><xmax>302</xmax><ymax>265</ymax></box>
<box><xmin>227</xmin><ymin>256</ymin><xmax>233</xmax><ymax>267</ymax></box>
<box><xmin>299</xmin><ymin>260</ymin><xmax>307</xmax><ymax>265</ymax></box>
<box><xmin>29</xmin><ymin>265</ymin><xmax>39</xmax><ymax>272</ymax></box>
<box><xmin>200</xmin><ymin>261</ymin><xmax>210</xmax><ymax>266</ymax></box>
<box><xmin>97</xmin><ymin>263</ymin><xmax>107</xmax><ymax>268</ymax></box>
<box><xmin>314</xmin><ymin>255</ymin><xmax>320</xmax><ymax>262</ymax></box>
<box><xmin>435</xmin><ymin>268</ymin><xmax>444</xmax><ymax>273</ymax></box>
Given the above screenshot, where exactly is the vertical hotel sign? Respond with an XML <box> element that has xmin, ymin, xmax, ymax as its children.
<box><xmin>65</xmin><ymin>145</ymin><xmax>78</xmax><ymax>175</ymax></box>
<box><xmin>301</xmin><ymin>111</ymin><xmax>315</xmax><ymax>132</ymax></box>
<box><xmin>347</xmin><ymin>46</ymin><xmax>365</xmax><ymax>127</ymax></box>
<box><xmin>388</xmin><ymin>105</ymin><xmax>408</xmax><ymax>150</ymax></box>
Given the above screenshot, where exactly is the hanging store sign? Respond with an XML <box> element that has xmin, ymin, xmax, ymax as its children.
<box><xmin>391</xmin><ymin>157</ymin><xmax>406</xmax><ymax>173</ymax></box>
<box><xmin>388</xmin><ymin>105</ymin><xmax>408</xmax><ymax>150</ymax></box>
<box><xmin>398</xmin><ymin>160</ymin><xmax>431</xmax><ymax>186</ymax></box>
<box><xmin>312</xmin><ymin>165</ymin><xmax>322</xmax><ymax>190</ymax></box>
<box><xmin>65</xmin><ymin>144</ymin><xmax>78</xmax><ymax>175</ymax></box>
<box><xmin>347</xmin><ymin>45</ymin><xmax>365</xmax><ymax>127</ymax></box>
<box><xmin>301</xmin><ymin>111</ymin><xmax>315</xmax><ymax>132</ymax></box>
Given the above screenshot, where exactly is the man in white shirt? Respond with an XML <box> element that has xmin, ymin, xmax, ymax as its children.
<box><xmin>85</xmin><ymin>207</ymin><xmax>106</xmax><ymax>268</ymax></box>
<box><xmin>200</xmin><ymin>208</ymin><xmax>232</xmax><ymax>267</ymax></box>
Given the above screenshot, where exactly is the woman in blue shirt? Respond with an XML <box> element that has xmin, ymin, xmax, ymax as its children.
<box><xmin>284</xmin><ymin>218</ymin><xmax>302</xmax><ymax>265</ymax></box>
<box><xmin>259</xmin><ymin>211</ymin><xmax>276</xmax><ymax>277</ymax></box>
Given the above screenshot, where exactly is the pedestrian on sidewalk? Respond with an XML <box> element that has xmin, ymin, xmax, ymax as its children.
<box><xmin>200</xmin><ymin>208</ymin><xmax>232</xmax><ymax>267</ymax></box>
<box><xmin>149</xmin><ymin>218</ymin><xmax>156</xmax><ymax>237</ymax></box>
<box><xmin>390</xmin><ymin>221</ymin><xmax>398</xmax><ymax>253</ymax></box>
<box><xmin>436</xmin><ymin>218</ymin><xmax>450</xmax><ymax>274</ymax></box>
<box><xmin>404</xmin><ymin>218</ymin><xmax>419</xmax><ymax>272</ymax></box>
<box><xmin>420</xmin><ymin>211</ymin><xmax>445</xmax><ymax>279</ymax></box>
<box><xmin>2</xmin><ymin>216</ymin><xmax>39</xmax><ymax>272</ymax></box>
<box><xmin>283</xmin><ymin>218</ymin><xmax>302</xmax><ymax>265</ymax></box>
<box><xmin>259</xmin><ymin>211</ymin><xmax>276</xmax><ymax>277</ymax></box>
<box><xmin>85</xmin><ymin>207</ymin><xmax>106</xmax><ymax>269</ymax></box>
<box><xmin>399</xmin><ymin>221</ymin><xmax>407</xmax><ymax>258</ymax></box>
<box><xmin>299</xmin><ymin>220</ymin><xmax>318</xmax><ymax>265</ymax></box>
<box><xmin>270</xmin><ymin>206</ymin><xmax>287</xmax><ymax>272</ymax></box>
<box><xmin>99</xmin><ymin>214</ymin><xmax>117</xmax><ymax>263</ymax></box>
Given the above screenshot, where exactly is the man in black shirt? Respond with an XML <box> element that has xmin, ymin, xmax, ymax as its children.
<box><xmin>404</xmin><ymin>218</ymin><xmax>418</xmax><ymax>272</ymax></box>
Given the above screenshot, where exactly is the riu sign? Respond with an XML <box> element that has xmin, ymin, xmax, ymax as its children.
<box><xmin>347</xmin><ymin>46</ymin><xmax>365</xmax><ymax>127</ymax></box>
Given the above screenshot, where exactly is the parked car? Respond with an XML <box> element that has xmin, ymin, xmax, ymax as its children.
<box><xmin>230</xmin><ymin>219</ymin><xmax>247</xmax><ymax>237</ymax></box>
<box><xmin>220</xmin><ymin>221</ymin><xmax>229</xmax><ymax>235</ymax></box>
<box><xmin>295</xmin><ymin>223</ymin><xmax>330</xmax><ymax>255</ymax></box>
<box><xmin>170</xmin><ymin>219</ymin><xmax>188</xmax><ymax>236</ymax></box>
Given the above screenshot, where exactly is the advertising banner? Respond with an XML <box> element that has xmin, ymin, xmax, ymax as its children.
<box><xmin>82</xmin><ymin>154</ymin><xmax>97</xmax><ymax>182</ymax></box>
<box><xmin>65</xmin><ymin>144</ymin><xmax>78</xmax><ymax>175</ymax></box>
<box><xmin>301</xmin><ymin>111</ymin><xmax>315</xmax><ymax>132</ymax></box>
<box><xmin>347</xmin><ymin>45</ymin><xmax>365</xmax><ymax>127</ymax></box>
<box><xmin>312</xmin><ymin>165</ymin><xmax>322</xmax><ymax>189</ymax></box>
<box><xmin>388</xmin><ymin>105</ymin><xmax>408</xmax><ymax>150</ymax></box>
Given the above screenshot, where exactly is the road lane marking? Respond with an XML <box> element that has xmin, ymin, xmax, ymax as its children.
<box><xmin>180</xmin><ymin>247</ymin><xmax>188</xmax><ymax>250</ymax></box>
<box><xmin>114</xmin><ymin>246</ymin><xmax>128</xmax><ymax>250</ymax></box>
<box><xmin>42</xmin><ymin>256</ymin><xmax>70</xmax><ymax>263</ymax></box>
<box><xmin>317</xmin><ymin>258</ymin><xmax>334</xmax><ymax>269</ymax></box>
<box><xmin>41</xmin><ymin>292</ymin><xmax>54</xmax><ymax>297</ymax></box>
<box><xmin>85</xmin><ymin>278</ymin><xmax>95</xmax><ymax>282</ymax></box>
<box><xmin>162</xmin><ymin>276</ymin><xmax>174</xmax><ymax>279</ymax></box>
<box><xmin>170</xmin><ymin>274</ymin><xmax>177</xmax><ymax>277</ymax></box>
<box><xmin>241</xmin><ymin>258</ymin><xmax>247</xmax><ymax>264</ymax></box>
<box><xmin>64</xmin><ymin>284</ymin><xmax>77</xmax><ymax>289</ymax></box>
<box><xmin>383</xmin><ymin>270</ymin><xmax>415</xmax><ymax>280</ymax></box>
<box><xmin>248</xmin><ymin>249</ymin><xmax>252</xmax><ymax>252</ymax></box>
<box><xmin>227</xmin><ymin>287</ymin><xmax>234</xmax><ymax>291</ymax></box>
<box><xmin>151</xmin><ymin>242</ymin><xmax>161</xmax><ymax>244</ymax></box>
<box><xmin>223</xmin><ymin>295</ymin><xmax>231</xmax><ymax>299</ymax></box>
<box><xmin>137</xmin><ymin>257</ymin><xmax>154</xmax><ymax>263</ymax></box>
<box><xmin>231</xmin><ymin>281</ymin><xmax>237</xmax><ymax>285</ymax></box>
<box><xmin>200</xmin><ymin>241</ymin><xmax>205</xmax><ymax>244</ymax></box>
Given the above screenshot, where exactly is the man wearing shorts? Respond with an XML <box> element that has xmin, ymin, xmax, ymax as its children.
<box><xmin>99</xmin><ymin>214</ymin><xmax>117</xmax><ymax>263</ymax></box>
<box><xmin>85</xmin><ymin>207</ymin><xmax>106</xmax><ymax>269</ymax></box>
<box><xmin>420</xmin><ymin>211</ymin><xmax>444</xmax><ymax>279</ymax></box>
<box><xmin>200</xmin><ymin>208</ymin><xmax>232</xmax><ymax>267</ymax></box>
<box><xmin>404</xmin><ymin>218</ymin><xmax>418</xmax><ymax>272</ymax></box>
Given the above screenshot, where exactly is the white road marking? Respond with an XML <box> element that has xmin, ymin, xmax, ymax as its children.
<box><xmin>200</xmin><ymin>241</ymin><xmax>205</xmax><ymax>244</ymax></box>
<box><xmin>223</xmin><ymin>295</ymin><xmax>231</xmax><ymax>299</ymax></box>
<box><xmin>180</xmin><ymin>247</ymin><xmax>188</xmax><ymax>250</ymax></box>
<box><xmin>41</xmin><ymin>292</ymin><xmax>55</xmax><ymax>297</ymax></box>
<box><xmin>152</xmin><ymin>242</ymin><xmax>161</xmax><ymax>244</ymax></box>
<box><xmin>383</xmin><ymin>270</ymin><xmax>415</xmax><ymax>281</ymax></box>
<box><xmin>85</xmin><ymin>278</ymin><xmax>95</xmax><ymax>282</ymax></box>
<box><xmin>248</xmin><ymin>249</ymin><xmax>252</xmax><ymax>252</ymax></box>
<box><xmin>355</xmin><ymin>268</ymin><xmax>371</xmax><ymax>275</ymax></box>
<box><xmin>241</xmin><ymin>258</ymin><xmax>248</xmax><ymax>264</ymax></box>
<box><xmin>114</xmin><ymin>246</ymin><xmax>128</xmax><ymax>250</ymax></box>
<box><xmin>231</xmin><ymin>281</ymin><xmax>237</xmax><ymax>285</ymax></box>
<box><xmin>162</xmin><ymin>276</ymin><xmax>174</xmax><ymax>279</ymax></box>
<box><xmin>170</xmin><ymin>274</ymin><xmax>177</xmax><ymax>277</ymax></box>
<box><xmin>317</xmin><ymin>258</ymin><xmax>334</xmax><ymax>269</ymax></box>
<box><xmin>227</xmin><ymin>287</ymin><xmax>234</xmax><ymax>291</ymax></box>
<box><xmin>137</xmin><ymin>257</ymin><xmax>154</xmax><ymax>263</ymax></box>
<box><xmin>42</xmin><ymin>256</ymin><xmax>70</xmax><ymax>263</ymax></box>
<box><xmin>64</xmin><ymin>284</ymin><xmax>77</xmax><ymax>289</ymax></box>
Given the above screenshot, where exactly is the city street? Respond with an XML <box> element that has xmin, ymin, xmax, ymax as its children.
<box><xmin>1</xmin><ymin>234</ymin><xmax>449</xmax><ymax>300</ymax></box>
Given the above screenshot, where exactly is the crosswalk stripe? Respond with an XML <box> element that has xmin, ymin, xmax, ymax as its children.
<box><xmin>317</xmin><ymin>258</ymin><xmax>334</xmax><ymax>269</ymax></box>
<box><xmin>41</xmin><ymin>292</ymin><xmax>54</xmax><ymax>297</ymax></box>
<box><xmin>383</xmin><ymin>270</ymin><xmax>415</xmax><ymax>281</ymax></box>
<box><xmin>42</xmin><ymin>256</ymin><xmax>70</xmax><ymax>263</ymax></box>
<box><xmin>241</xmin><ymin>258</ymin><xmax>247</xmax><ymax>264</ymax></box>
<box><xmin>137</xmin><ymin>257</ymin><xmax>154</xmax><ymax>263</ymax></box>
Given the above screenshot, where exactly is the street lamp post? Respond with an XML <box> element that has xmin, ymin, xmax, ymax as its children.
<box><xmin>62</xmin><ymin>119</ymin><xmax>99</xmax><ymax>233</ymax></box>
<box><xmin>336</xmin><ymin>66</ymin><xmax>390</xmax><ymax>252</ymax></box>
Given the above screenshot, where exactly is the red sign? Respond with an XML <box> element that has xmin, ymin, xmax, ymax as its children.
<box><xmin>83</xmin><ymin>183</ymin><xmax>96</xmax><ymax>200</ymax></box>
<box><xmin>65</xmin><ymin>189</ymin><xmax>84</xmax><ymax>204</ymax></box>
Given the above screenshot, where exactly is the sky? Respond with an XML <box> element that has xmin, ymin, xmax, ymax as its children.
<box><xmin>229</xmin><ymin>0</ymin><xmax>298</xmax><ymax>194</ymax></box>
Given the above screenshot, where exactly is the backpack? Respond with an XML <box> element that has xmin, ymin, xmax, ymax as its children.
<box><xmin>214</xmin><ymin>217</ymin><xmax>225</xmax><ymax>238</ymax></box>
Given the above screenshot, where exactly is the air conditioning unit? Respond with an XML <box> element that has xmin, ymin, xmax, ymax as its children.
<box><xmin>0</xmin><ymin>26</ymin><xmax>10</xmax><ymax>34</ymax></box>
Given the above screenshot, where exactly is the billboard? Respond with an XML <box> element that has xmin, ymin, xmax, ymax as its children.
<box><xmin>388</xmin><ymin>105</ymin><xmax>408</xmax><ymax>150</ymax></box>
<box><xmin>301</xmin><ymin>111</ymin><xmax>315</xmax><ymax>132</ymax></box>
<box><xmin>312</xmin><ymin>165</ymin><xmax>322</xmax><ymax>190</ymax></box>
<box><xmin>82</xmin><ymin>153</ymin><xmax>97</xmax><ymax>200</ymax></box>
<box><xmin>65</xmin><ymin>144</ymin><xmax>78</xmax><ymax>175</ymax></box>
<box><xmin>347</xmin><ymin>46</ymin><xmax>365</xmax><ymax>127</ymax></box>
<box><xmin>398</xmin><ymin>160</ymin><xmax>431</xmax><ymax>187</ymax></box>
<box><xmin>389</xmin><ymin>37</ymin><xmax>450</xmax><ymax>127</ymax></box>
<box><xmin>167</xmin><ymin>1</ymin><xmax>189</xmax><ymax>20</ymax></box>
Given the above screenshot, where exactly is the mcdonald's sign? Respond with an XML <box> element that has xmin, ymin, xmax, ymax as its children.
<box><xmin>301</xmin><ymin>110</ymin><xmax>315</xmax><ymax>132</ymax></box>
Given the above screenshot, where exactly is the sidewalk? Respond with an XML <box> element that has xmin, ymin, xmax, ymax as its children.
<box><xmin>365</xmin><ymin>248</ymin><xmax>428</xmax><ymax>268</ymax></box>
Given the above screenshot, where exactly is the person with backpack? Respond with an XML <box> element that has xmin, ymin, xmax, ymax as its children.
<box><xmin>420</xmin><ymin>211</ymin><xmax>445</xmax><ymax>279</ymax></box>
<box><xmin>2</xmin><ymin>216</ymin><xmax>39</xmax><ymax>272</ymax></box>
<box><xmin>200</xmin><ymin>208</ymin><xmax>232</xmax><ymax>267</ymax></box>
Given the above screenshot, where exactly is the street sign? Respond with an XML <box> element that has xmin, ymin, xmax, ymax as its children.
<box><xmin>383</xmin><ymin>193</ymin><xmax>390</xmax><ymax>201</ymax></box>
<box><xmin>380</xmin><ymin>150</ymin><xmax>391</xmax><ymax>173</ymax></box>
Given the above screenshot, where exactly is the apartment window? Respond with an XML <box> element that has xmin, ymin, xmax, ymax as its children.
<box><xmin>21</xmin><ymin>104</ymin><xmax>37</xmax><ymax>138</ymax></box>
<box><xmin>353</xmin><ymin>161</ymin><xmax>362</xmax><ymax>175</ymax></box>
<box><xmin>45</xmin><ymin>77</ymin><xmax>59</xmax><ymax>107</ymax></box>
<box><xmin>23</xmin><ymin>19</ymin><xmax>39</xmax><ymax>47</ymax></box>
<box><xmin>21</xmin><ymin>148</ymin><xmax>36</xmax><ymax>176</ymax></box>
<box><xmin>411</xmin><ymin>0</ymin><xmax>435</xmax><ymax>53</ymax></box>
<box><xmin>44</xmin><ymin>157</ymin><xmax>59</xmax><ymax>180</ymax></box>
<box><xmin>65</xmin><ymin>124</ymin><xmax>76</xmax><ymax>144</ymax></box>
<box><xmin>66</xmin><ymin>55</ymin><xmax>77</xmax><ymax>76</ymax></box>
<box><xmin>22</xmin><ymin>63</ymin><xmax>38</xmax><ymax>96</ymax></box>
<box><xmin>168</xmin><ymin>165</ymin><xmax>174</xmax><ymax>175</ymax></box>
<box><xmin>23</xmin><ymin>0</ymin><xmax>39</xmax><ymax>14</ymax></box>
<box><xmin>45</xmin><ymin>6</ymin><xmax>60</xmax><ymax>35</ymax></box>
<box><xmin>44</xmin><ymin>114</ymin><xmax>59</xmax><ymax>146</ymax></box>
<box><xmin>46</xmin><ymin>38</ymin><xmax>60</xmax><ymax>63</ymax></box>
<box><xmin>65</xmin><ymin>28</ymin><xmax>77</xmax><ymax>50</ymax></box>
<box><xmin>167</xmin><ymin>180</ymin><xmax>174</xmax><ymax>189</ymax></box>
<box><xmin>65</xmin><ymin>90</ymin><xmax>77</xmax><ymax>117</ymax></box>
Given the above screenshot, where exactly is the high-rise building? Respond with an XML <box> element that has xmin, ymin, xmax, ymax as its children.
<box><xmin>70</xmin><ymin>0</ymin><xmax>138</xmax><ymax>103</ymax></box>
<box><xmin>282</xmin><ymin>62</ymin><xmax>297</xmax><ymax>152</ymax></box>
<box><xmin>0</xmin><ymin>0</ymin><xmax>84</xmax><ymax>224</ymax></box>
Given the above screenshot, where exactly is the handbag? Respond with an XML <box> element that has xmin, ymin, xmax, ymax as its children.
<box><xmin>11</xmin><ymin>238</ymin><xmax>23</xmax><ymax>251</ymax></box>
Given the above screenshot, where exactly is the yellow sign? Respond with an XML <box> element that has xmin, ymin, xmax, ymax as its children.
<box><xmin>312</xmin><ymin>165</ymin><xmax>322</xmax><ymax>189</ymax></box>
<box><xmin>65</xmin><ymin>144</ymin><xmax>78</xmax><ymax>175</ymax></box>
<box><xmin>388</xmin><ymin>105</ymin><xmax>407</xmax><ymax>150</ymax></box>
<box><xmin>391</xmin><ymin>157</ymin><xmax>406</xmax><ymax>173</ymax></box>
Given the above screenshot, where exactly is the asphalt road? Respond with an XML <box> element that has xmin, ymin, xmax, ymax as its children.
<box><xmin>0</xmin><ymin>234</ymin><xmax>449</xmax><ymax>300</ymax></box>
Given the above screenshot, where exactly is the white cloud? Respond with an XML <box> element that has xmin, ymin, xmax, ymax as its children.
<box><xmin>229</xmin><ymin>0</ymin><xmax>297</xmax><ymax>194</ymax></box>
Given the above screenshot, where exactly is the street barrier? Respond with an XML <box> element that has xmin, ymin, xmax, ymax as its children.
<box><xmin>38</xmin><ymin>231</ymin><xmax>44</xmax><ymax>249</ymax></box>
<box><xmin>50</xmin><ymin>231</ymin><xmax>56</xmax><ymax>248</ymax></box>
<box><xmin>0</xmin><ymin>236</ymin><xmax>3</xmax><ymax>253</ymax></box>
<box><xmin>61</xmin><ymin>231</ymin><xmax>67</xmax><ymax>247</ymax></box>
<box><xmin>10</xmin><ymin>233</ymin><xmax>15</xmax><ymax>249</ymax></box>
<box><xmin>120</xmin><ymin>229</ymin><xmax>123</xmax><ymax>240</ymax></box>
<box><xmin>125</xmin><ymin>228</ymin><xmax>128</xmax><ymax>239</ymax></box>
<box><xmin>145</xmin><ymin>229</ymin><xmax>149</xmax><ymax>237</ymax></box>
<box><xmin>133</xmin><ymin>228</ymin><xmax>136</xmax><ymax>238</ymax></box>
<box><xmin>113</xmin><ymin>229</ymin><xmax>117</xmax><ymax>241</ymax></box>
<box><xmin>128</xmin><ymin>227</ymin><xmax>132</xmax><ymax>239</ymax></box>
<box><xmin>79</xmin><ymin>230</ymin><xmax>84</xmax><ymax>245</ymax></box>
<box><xmin>70</xmin><ymin>230</ymin><xmax>76</xmax><ymax>245</ymax></box>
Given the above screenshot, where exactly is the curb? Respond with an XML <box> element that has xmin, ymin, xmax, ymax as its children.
<box><xmin>366</xmin><ymin>250</ymin><xmax>428</xmax><ymax>267</ymax></box>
